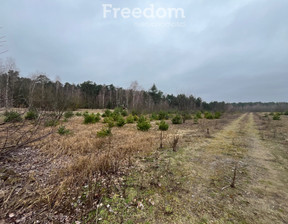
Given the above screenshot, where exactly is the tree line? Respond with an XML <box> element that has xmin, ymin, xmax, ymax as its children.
<box><xmin>0</xmin><ymin>59</ymin><xmax>287</xmax><ymax>112</ymax></box>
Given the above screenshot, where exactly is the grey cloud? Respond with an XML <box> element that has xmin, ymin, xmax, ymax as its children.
<box><xmin>0</xmin><ymin>0</ymin><xmax>287</xmax><ymax>102</ymax></box>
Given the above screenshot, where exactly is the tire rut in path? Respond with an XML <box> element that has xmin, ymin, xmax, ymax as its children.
<box><xmin>243</xmin><ymin>113</ymin><xmax>288</xmax><ymax>224</ymax></box>
<box><xmin>174</xmin><ymin>113</ymin><xmax>288</xmax><ymax>223</ymax></box>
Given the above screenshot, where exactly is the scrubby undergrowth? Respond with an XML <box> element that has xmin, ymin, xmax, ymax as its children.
<box><xmin>2</xmin><ymin>110</ymin><xmax>287</xmax><ymax>223</ymax></box>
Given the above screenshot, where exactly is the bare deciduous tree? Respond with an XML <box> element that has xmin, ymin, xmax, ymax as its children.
<box><xmin>0</xmin><ymin>27</ymin><xmax>8</xmax><ymax>55</ymax></box>
<box><xmin>0</xmin><ymin>58</ymin><xmax>17</xmax><ymax>109</ymax></box>
<box><xmin>0</xmin><ymin>111</ymin><xmax>58</xmax><ymax>156</ymax></box>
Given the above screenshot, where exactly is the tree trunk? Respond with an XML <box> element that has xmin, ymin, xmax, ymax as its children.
<box><xmin>5</xmin><ymin>74</ymin><xmax>9</xmax><ymax>109</ymax></box>
<box><xmin>160</xmin><ymin>131</ymin><xmax>163</xmax><ymax>149</ymax></box>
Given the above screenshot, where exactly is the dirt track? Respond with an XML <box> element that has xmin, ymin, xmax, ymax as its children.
<box><xmin>122</xmin><ymin>113</ymin><xmax>288</xmax><ymax>223</ymax></box>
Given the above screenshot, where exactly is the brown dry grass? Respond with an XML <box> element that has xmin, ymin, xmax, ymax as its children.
<box><xmin>0</xmin><ymin>110</ymin><xmax>238</xmax><ymax>223</ymax></box>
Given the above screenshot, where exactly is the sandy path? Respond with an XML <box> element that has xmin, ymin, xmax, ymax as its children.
<box><xmin>243</xmin><ymin>113</ymin><xmax>288</xmax><ymax>224</ymax></box>
<box><xmin>143</xmin><ymin>113</ymin><xmax>288</xmax><ymax>223</ymax></box>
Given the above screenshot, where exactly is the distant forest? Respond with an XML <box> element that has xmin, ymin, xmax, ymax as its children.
<box><xmin>0</xmin><ymin>68</ymin><xmax>288</xmax><ymax>112</ymax></box>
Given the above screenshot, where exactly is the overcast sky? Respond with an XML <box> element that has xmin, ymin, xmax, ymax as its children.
<box><xmin>1</xmin><ymin>0</ymin><xmax>287</xmax><ymax>102</ymax></box>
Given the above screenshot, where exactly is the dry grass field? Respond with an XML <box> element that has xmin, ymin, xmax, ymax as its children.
<box><xmin>0</xmin><ymin>110</ymin><xmax>287</xmax><ymax>223</ymax></box>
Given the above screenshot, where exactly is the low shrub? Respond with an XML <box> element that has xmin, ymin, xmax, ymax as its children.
<box><xmin>25</xmin><ymin>110</ymin><xmax>38</xmax><ymax>120</ymax></box>
<box><xmin>84</xmin><ymin>114</ymin><xmax>93</xmax><ymax>124</ymax></box>
<box><xmin>126</xmin><ymin>114</ymin><xmax>134</xmax><ymax>123</ymax></box>
<box><xmin>137</xmin><ymin>116</ymin><xmax>151</xmax><ymax>131</ymax></box>
<box><xmin>194</xmin><ymin>116</ymin><xmax>199</xmax><ymax>124</ymax></box>
<box><xmin>182</xmin><ymin>112</ymin><xmax>192</xmax><ymax>123</ymax></box>
<box><xmin>97</xmin><ymin>128</ymin><xmax>112</xmax><ymax>137</ymax></box>
<box><xmin>4</xmin><ymin>111</ymin><xmax>22</xmax><ymax>123</ymax></box>
<box><xmin>195</xmin><ymin>111</ymin><xmax>202</xmax><ymax>119</ymax></box>
<box><xmin>82</xmin><ymin>111</ymin><xmax>89</xmax><ymax>117</ymax></box>
<box><xmin>172</xmin><ymin>114</ymin><xmax>182</xmax><ymax>124</ymax></box>
<box><xmin>64</xmin><ymin>111</ymin><xmax>74</xmax><ymax>119</ymax></box>
<box><xmin>45</xmin><ymin>119</ymin><xmax>58</xmax><ymax>127</ymax></box>
<box><xmin>134</xmin><ymin>115</ymin><xmax>139</xmax><ymax>121</ymax></box>
<box><xmin>113</xmin><ymin>107</ymin><xmax>128</xmax><ymax>117</ymax></box>
<box><xmin>158</xmin><ymin>120</ymin><xmax>169</xmax><ymax>131</ymax></box>
<box><xmin>214</xmin><ymin>112</ymin><xmax>222</xmax><ymax>119</ymax></box>
<box><xmin>95</xmin><ymin>113</ymin><xmax>101</xmax><ymax>121</ymax></box>
<box><xmin>75</xmin><ymin>112</ymin><xmax>82</xmax><ymax>116</ymax></box>
<box><xmin>84</xmin><ymin>113</ymin><xmax>100</xmax><ymax>124</ymax></box>
<box><xmin>102</xmin><ymin>109</ymin><xmax>112</xmax><ymax>117</ymax></box>
<box><xmin>273</xmin><ymin>113</ymin><xmax>281</xmax><ymax>120</ymax></box>
<box><xmin>158</xmin><ymin>111</ymin><xmax>169</xmax><ymax>120</ymax></box>
<box><xmin>103</xmin><ymin>117</ymin><xmax>115</xmax><ymax>128</ymax></box>
<box><xmin>150</xmin><ymin>113</ymin><xmax>158</xmax><ymax>120</ymax></box>
<box><xmin>138</xmin><ymin>115</ymin><xmax>146</xmax><ymax>123</ymax></box>
<box><xmin>57</xmin><ymin>126</ymin><xmax>70</xmax><ymax>135</ymax></box>
<box><xmin>284</xmin><ymin>111</ymin><xmax>288</xmax><ymax>115</ymax></box>
<box><xmin>121</xmin><ymin>110</ymin><xmax>128</xmax><ymax>117</ymax></box>
<box><xmin>111</xmin><ymin>112</ymin><xmax>120</xmax><ymax>121</ymax></box>
<box><xmin>116</xmin><ymin>116</ymin><xmax>126</xmax><ymax>127</ymax></box>
<box><xmin>204</xmin><ymin>112</ymin><xmax>214</xmax><ymax>119</ymax></box>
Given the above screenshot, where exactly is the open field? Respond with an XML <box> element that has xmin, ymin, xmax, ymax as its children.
<box><xmin>0</xmin><ymin>110</ymin><xmax>288</xmax><ymax>223</ymax></box>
